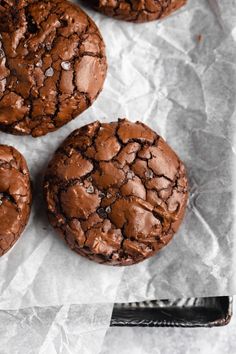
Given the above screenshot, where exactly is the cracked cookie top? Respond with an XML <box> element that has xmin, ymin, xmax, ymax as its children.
<box><xmin>0</xmin><ymin>145</ymin><xmax>32</xmax><ymax>256</ymax></box>
<box><xmin>90</xmin><ymin>0</ymin><xmax>187</xmax><ymax>23</ymax></box>
<box><xmin>44</xmin><ymin>119</ymin><xmax>188</xmax><ymax>266</ymax></box>
<box><xmin>0</xmin><ymin>0</ymin><xmax>107</xmax><ymax>137</ymax></box>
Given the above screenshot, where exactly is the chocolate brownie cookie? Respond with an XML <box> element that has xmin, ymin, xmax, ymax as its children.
<box><xmin>44</xmin><ymin>119</ymin><xmax>188</xmax><ymax>266</ymax></box>
<box><xmin>0</xmin><ymin>0</ymin><xmax>107</xmax><ymax>137</ymax></box>
<box><xmin>90</xmin><ymin>0</ymin><xmax>187</xmax><ymax>23</ymax></box>
<box><xmin>0</xmin><ymin>145</ymin><xmax>32</xmax><ymax>256</ymax></box>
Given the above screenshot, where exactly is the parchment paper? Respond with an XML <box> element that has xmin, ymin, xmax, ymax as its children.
<box><xmin>0</xmin><ymin>303</ymin><xmax>114</xmax><ymax>354</ymax></box>
<box><xmin>1</xmin><ymin>0</ymin><xmax>236</xmax><ymax>352</ymax></box>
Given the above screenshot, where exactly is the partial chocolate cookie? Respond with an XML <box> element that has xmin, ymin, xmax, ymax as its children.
<box><xmin>44</xmin><ymin>119</ymin><xmax>188</xmax><ymax>266</ymax></box>
<box><xmin>90</xmin><ymin>0</ymin><xmax>187</xmax><ymax>23</ymax></box>
<box><xmin>0</xmin><ymin>0</ymin><xmax>107</xmax><ymax>137</ymax></box>
<box><xmin>0</xmin><ymin>145</ymin><xmax>32</xmax><ymax>256</ymax></box>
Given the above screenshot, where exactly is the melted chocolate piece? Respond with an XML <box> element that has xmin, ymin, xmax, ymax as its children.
<box><xmin>0</xmin><ymin>0</ymin><xmax>107</xmax><ymax>137</ymax></box>
<box><xmin>0</xmin><ymin>145</ymin><xmax>32</xmax><ymax>256</ymax></box>
<box><xmin>89</xmin><ymin>0</ymin><xmax>187</xmax><ymax>23</ymax></box>
<box><xmin>44</xmin><ymin>119</ymin><xmax>188</xmax><ymax>266</ymax></box>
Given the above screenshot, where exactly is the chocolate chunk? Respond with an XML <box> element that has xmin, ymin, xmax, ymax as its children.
<box><xmin>0</xmin><ymin>145</ymin><xmax>32</xmax><ymax>256</ymax></box>
<box><xmin>44</xmin><ymin>119</ymin><xmax>188</xmax><ymax>266</ymax></box>
<box><xmin>0</xmin><ymin>0</ymin><xmax>107</xmax><ymax>137</ymax></box>
<box><xmin>89</xmin><ymin>0</ymin><xmax>187</xmax><ymax>23</ymax></box>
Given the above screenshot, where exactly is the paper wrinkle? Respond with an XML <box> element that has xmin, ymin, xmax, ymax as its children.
<box><xmin>0</xmin><ymin>0</ymin><xmax>236</xmax><ymax>352</ymax></box>
<box><xmin>0</xmin><ymin>304</ymin><xmax>113</xmax><ymax>354</ymax></box>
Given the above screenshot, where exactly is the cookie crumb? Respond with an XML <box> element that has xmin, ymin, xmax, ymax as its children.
<box><xmin>197</xmin><ymin>34</ymin><xmax>203</xmax><ymax>42</ymax></box>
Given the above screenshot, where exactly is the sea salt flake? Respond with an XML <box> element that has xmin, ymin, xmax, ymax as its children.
<box><xmin>36</xmin><ymin>59</ymin><xmax>43</xmax><ymax>68</ymax></box>
<box><xmin>127</xmin><ymin>171</ymin><xmax>134</xmax><ymax>179</ymax></box>
<box><xmin>145</xmin><ymin>170</ymin><xmax>153</xmax><ymax>179</ymax></box>
<box><xmin>105</xmin><ymin>206</ymin><xmax>111</xmax><ymax>213</ymax></box>
<box><xmin>61</xmin><ymin>61</ymin><xmax>71</xmax><ymax>71</ymax></box>
<box><xmin>45</xmin><ymin>67</ymin><xmax>54</xmax><ymax>77</ymax></box>
<box><xmin>87</xmin><ymin>186</ymin><xmax>94</xmax><ymax>194</ymax></box>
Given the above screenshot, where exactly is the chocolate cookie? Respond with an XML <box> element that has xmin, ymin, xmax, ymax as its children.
<box><xmin>44</xmin><ymin>119</ymin><xmax>188</xmax><ymax>266</ymax></box>
<box><xmin>0</xmin><ymin>145</ymin><xmax>32</xmax><ymax>256</ymax></box>
<box><xmin>0</xmin><ymin>0</ymin><xmax>107</xmax><ymax>137</ymax></box>
<box><xmin>90</xmin><ymin>0</ymin><xmax>187</xmax><ymax>23</ymax></box>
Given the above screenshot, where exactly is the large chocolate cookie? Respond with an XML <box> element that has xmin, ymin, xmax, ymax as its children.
<box><xmin>90</xmin><ymin>0</ymin><xmax>187</xmax><ymax>23</ymax></box>
<box><xmin>44</xmin><ymin>119</ymin><xmax>188</xmax><ymax>266</ymax></box>
<box><xmin>0</xmin><ymin>0</ymin><xmax>107</xmax><ymax>137</ymax></box>
<box><xmin>0</xmin><ymin>145</ymin><xmax>32</xmax><ymax>256</ymax></box>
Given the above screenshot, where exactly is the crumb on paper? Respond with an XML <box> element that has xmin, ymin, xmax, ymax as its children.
<box><xmin>196</xmin><ymin>34</ymin><xmax>203</xmax><ymax>42</ymax></box>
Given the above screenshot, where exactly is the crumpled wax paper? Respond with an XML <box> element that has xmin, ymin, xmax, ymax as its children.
<box><xmin>0</xmin><ymin>303</ymin><xmax>114</xmax><ymax>354</ymax></box>
<box><xmin>1</xmin><ymin>0</ymin><xmax>236</xmax><ymax>352</ymax></box>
